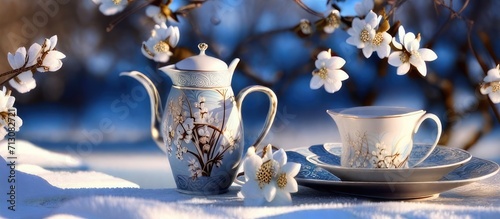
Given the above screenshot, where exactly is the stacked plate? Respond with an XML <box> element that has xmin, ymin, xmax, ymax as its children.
<box><xmin>286</xmin><ymin>143</ymin><xmax>499</xmax><ymax>200</ymax></box>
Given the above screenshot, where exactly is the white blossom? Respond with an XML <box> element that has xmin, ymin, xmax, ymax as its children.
<box><xmin>346</xmin><ymin>10</ymin><xmax>390</xmax><ymax>58</ymax></box>
<box><xmin>37</xmin><ymin>35</ymin><xmax>66</xmax><ymax>72</ymax></box>
<box><xmin>9</xmin><ymin>72</ymin><xmax>36</xmax><ymax>94</ymax></box>
<box><xmin>480</xmin><ymin>64</ymin><xmax>500</xmax><ymax>103</ymax></box>
<box><xmin>141</xmin><ymin>24</ymin><xmax>180</xmax><ymax>63</ymax></box>
<box><xmin>299</xmin><ymin>19</ymin><xmax>313</xmax><ymax>35</ymax></box>
<box><xmin>310</xmin><ymin>50</ymin><xmax>349</xmax><ymax>93</ymax></box>
<box><xmin>0</xmin><ymin>87</ymin><xmax>23</xmax><ymax>138</ymax></box>
<box><xmin>388</xmin><ymin>26</ymin><xmax>438</xmax><ymax>76</ymax></box>
<box><xmin>7</xmin><ymin>47</ymin><xmax>37</xmax><ymax>93</ymax></box>
<box><xmin>239</xmin><ymin>145</ymin><xmax>300</xmax><ymax>206</ymax></box>
<box><xmin>323</xmin><ymin>10</ymin><xmax>341</xmax><ymax>34</ymax></box>
<box><xmin>92</xmin><ymin>0</ymin><xmax>128</xmax><ymax>16</ymax></box>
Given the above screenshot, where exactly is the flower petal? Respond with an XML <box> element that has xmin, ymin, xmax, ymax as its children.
<box><xmin>346</xmin><ymin>35</ymin><xmax>360</xmax><ymax>47</ymax></box>
<box><xmin>263</xmin><ymin>184</ymin><xmax>277</xmax><ymax>202</ymax></box>
<box><xmin>316</xmin><ymin>51</ymin><xmax>331</xmax><ymax>61</ymax></box>
<box><xmin>13</xmin><ymin>47</ymin><xmax>27</xmax><ymax>69</ymax></box>
<box><xmin>410</xmin><ymin>54</ymin><xmax>427</xmax><ymax>76</ymax></box>
<box><xmin>49</xmin><ymin>35</ymin><xmax>58</xmax><ymax>50</ymax></box>
<box><xmin>262</xmin><ymin>144</ymin><xmax>273</xmax><ymax>161</ymax></box>
<box><xmin>273</xmin><ymin>149</ymin><xmax>287</xmax><ymax>167</ymax></box>
<box><xmin>398</xmin><ymin>25</ymin><xmax>406</xmax><ymax>44</ymax></box>
<box><xmin>480</xmin><ymin>86</ymin><xmax>491</xmax><ymax>95</ymax></box>
<box><xmin>333</xmin><ymin>69</ymin><xmax>349</xmax><ymax>81</ymax></box>
<box><xmin>281</xmin><ymin>162</ymin><xmax>301</xmax><ymax>177</ymax></box>
<box><xmin>362</xmin><ymin>45</ymin><xmax>373</xmax><ymax>58</ymax></box>
<box><xmin>397</xmin><ymin>63</ymin><xmax>411</xmax><ymax>75</ymax></box>
<box><xmin>376</xmin><ymin>43</ymin><xmax>391</xmax><ymax>59</ymax></box>
<box><xmin>324</xmin><ymin>80</ymin><xmax>340</xmax><ymax>93</ymax></box>
<box><xmin>243</xmin><ymin>154</ymin><xmax>262</xmax><ymax>181</ymax></box>
<box><xmin>327</xmin><ymin>56</ymin><xmax>346</xmax><ymax>69</ymax></box>
<box><xmin>418</xmin><ymin>48</ymin><xmax>437</xmax><ymax>62</ymax></box>
<box><xmin>403</xmin><ymin>32</ymin><xmax>415</xmax><ymax>50</ymax></box>
<box><xmin>392</xmin><ymin>37</ymin><xmax>402</xmax><ymax>50</ymax></box>
<box><xmin>309</xmin><ymin>75</ymin><xmax>324</xmax><ymax>90</ymax></box>
<box><xmin>284</xmin><ymin>176</ymin><xmax>299</xmax><ymax>193</ymax></box>
<box><xmin>168</xmin><ymin>26</ymin><xmax>180</xmax><ymax>47</ymax></box>
<box><xmin>365</xmin><ymin>11</ymin><xmax>378</xmax><ymax>28</ymax></box>
<box><xmin>488</xmin><ymin>92</ymin><xmax>500</xmax><ymax>104</ymax></box>
<box><xmin>388</xmin><ymin>51</ymin><xmax>403</xmax><ymax>67</ymax></box>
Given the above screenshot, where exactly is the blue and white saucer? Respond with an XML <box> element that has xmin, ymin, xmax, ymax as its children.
<box><xmin>286</xmin><ymin>144</ymin><xmax>499</xmax><ymax>200</ymax></box>
<box><xmin>306</xmin><ymin>143</ymin><xmax>472</xmax><ymax>182</ymax></box>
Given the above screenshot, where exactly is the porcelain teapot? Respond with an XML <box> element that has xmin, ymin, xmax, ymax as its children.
<box><xmin>121</xmin><ymin>43</ymin><xmax>277</xmax><ymax>195</ymax></box>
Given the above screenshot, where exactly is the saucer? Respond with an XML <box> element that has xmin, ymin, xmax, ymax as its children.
<box><xmin>286</xmin><ymin>147</ymin><xmax>499</xmax><ymax>200</ymax></box>
<box><xmin>306</xmin><ymin>143</ymin><xmax>472</xmax><ymax>182</ymax></box>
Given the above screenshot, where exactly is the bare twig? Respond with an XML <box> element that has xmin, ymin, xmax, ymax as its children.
<box><xmin>294</xmin><ymin>0</ymin><xmax>325</xmax><ymax>18</ymax></box>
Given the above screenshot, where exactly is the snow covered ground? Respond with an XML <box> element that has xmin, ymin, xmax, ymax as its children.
<box><xmin>1</xmin><ymin>140</ymin><xmax>500</xmax><ymax>218</ymax></box>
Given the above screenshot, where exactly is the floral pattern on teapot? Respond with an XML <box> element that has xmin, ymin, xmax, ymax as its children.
<box><xmin>162</xmin><ymin>88</ymin><xmax>242</xmax><ymax>180</ymax></box>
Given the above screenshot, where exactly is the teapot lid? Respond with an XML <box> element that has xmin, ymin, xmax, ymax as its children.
<box><xmin>175</xmin><ymin>43</ymin><xmax>228</xmax><ymax>71</ymax></box>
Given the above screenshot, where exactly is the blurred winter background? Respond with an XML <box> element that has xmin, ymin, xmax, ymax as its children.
<box><xmin>0</xmin><ymin>0</ymin><xmax>499</xmax><ymax>188</ymax></box>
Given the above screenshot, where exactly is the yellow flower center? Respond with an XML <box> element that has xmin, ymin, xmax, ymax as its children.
<box><xmin>257</xmin><ymin>160</ymin><xmax>275</xmax><ymax>188</ymax></box>
<box><xmin>154</xmin><ymin>41</ymin><xmax>170</xmax><ymax>53</ymax></box>
<box><xmin>399</xmin><ymin>51</ymin><xmax>410</xmax><ymax>63</ymax></box>
<box><xmin>326</xmin><ymin>12</ymin><xmax>341</xmax><ymax>28</ymax></box>
<box><xmin>360</xmin><ymin>29</ymin><xmax>371</xmax><ymax>43</ymax></box>
<box><xmin>112</xmin><ymin>0</ymin><xmax>122</xmax><ymax>5</ymax></box>
<box><xmin>372</xmin><ymin>32</ymin><xmax>384</xmax><ymax>46</ymax></box>
<box><xmin>492</xmin><ymin>82</ymin><xmax>500</xmax><ymax>92</ymax></box>
<box><xmin>276</xmin><ymin>173</ymin><xmax>287</xmax><ymax>189</ymax></box>
<box><xmin>314</xmin><ymin>67</ymin><xmax>328</xmax><ymax>79</ymax></box>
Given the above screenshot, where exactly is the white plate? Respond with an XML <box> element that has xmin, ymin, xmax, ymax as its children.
<box><xmin>286</xmin><ymin>146</ymin><xmax>499</xmax><ymax>200</ymax></box>
<box><xmin>306</xmin><ymin>143</ymin><xmax>472</xmax><ymax>182</ymax></box>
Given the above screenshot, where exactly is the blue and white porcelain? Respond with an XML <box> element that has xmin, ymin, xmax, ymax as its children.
<box><xmin>307</xmin><ymin>143</ymin><xmax>472</xmax><ymax>182</ymax></box>
<box><xmin>122</xmin><ymin>43</ymin><xmax>278</xmax><ymax>195</ymax></box>
<box><xmin>286</xmin><ymin>145</ymin><xmax>499</xmax><ymax>199</ymax></box>
<box><xmin>327</xmin><ymin>106</ymin><xmax>442</xmax><ymax>168</ymax></box>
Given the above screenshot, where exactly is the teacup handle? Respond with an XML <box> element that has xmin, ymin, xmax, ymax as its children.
<box><xmin>236</xmin><ymin>85</ymin><xmax>278</xmax><ymax>149</ymax></box>
<box><xmin>411</xmin><ymin>113</ymin><xmax>442</xmax><ymax>167</ymax></box>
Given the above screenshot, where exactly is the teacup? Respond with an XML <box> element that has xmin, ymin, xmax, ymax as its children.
<box><xmin>327</xmin><ymin>106</ymin><xmax>442</xmax><ymax>169</ymax></box>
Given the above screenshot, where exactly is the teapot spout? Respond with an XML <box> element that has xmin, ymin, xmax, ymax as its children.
<box><xmin>228</xmin><ymin>58</ymin><xmax>240</xmax><ymax>75</ymax></box>
<box><xmin>120</xmin><ymin>71</ymin><xmax>166</xmax><ymax>153</ymax></box>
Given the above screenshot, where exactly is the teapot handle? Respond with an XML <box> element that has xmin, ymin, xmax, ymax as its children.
<box><xmin>236</xmin><ymin>85</ymin><xmax>278</xmax><ymax>149</ymax></box>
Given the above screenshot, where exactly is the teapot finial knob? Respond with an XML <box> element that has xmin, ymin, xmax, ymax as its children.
<box><xmin>198</xmin><ymin>43</ymin><xmax>208</xmax><ymax>55</ymax></box>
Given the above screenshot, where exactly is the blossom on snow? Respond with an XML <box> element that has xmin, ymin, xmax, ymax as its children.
<box><xmin>239</xmin><ymin>144</ymin><xmax>300</xmax><ymax>206</ymax></box>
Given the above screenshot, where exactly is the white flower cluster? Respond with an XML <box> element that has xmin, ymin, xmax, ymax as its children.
<box><xmin>7</xmin><ymin>35</ymin><xmax>65</xmax><ymax>93</ymax></box>
<box><xmin>310</xmin><ymin>0</ymin><xmax>438</xmax><ymax>94</ymax></box>
<box><xmin>0</xmin><ymin>35</ymin><xmax>64</xmax><ymax>140</ymax></box>
<box><xmin>93</xmin><ymin>0</ymin><xmax>181</xmax><ymax>63</ymax></box>
<box><xmin>239</xmin><ymin>144</ymin><xmax>301</xmax><ymax>206</ymax></box>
